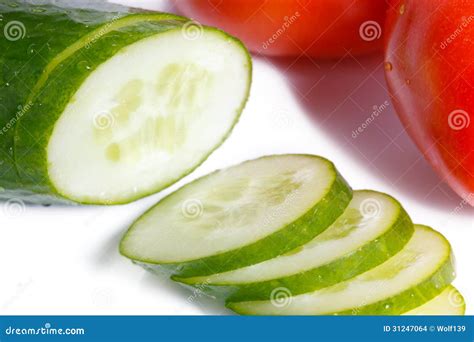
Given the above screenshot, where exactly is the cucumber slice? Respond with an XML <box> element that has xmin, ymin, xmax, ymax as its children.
<box><xmin>120</xmin><ymin>154</ymin><xmax>352</xmax><ymax>278</ymax></box>
<box><xmin>404</xmin><ymin>286</ymin><xmax>465</xmax><ymax>315</ymax></box>
<box><xmin>228</xmin><ymin>225</ymin><xmax>455</xmax><ymax>315</ymax></box>
<box><xmin>175</xmin><ymin>190</ymin><xmax>413</xmax><ymax>302</ymax></box>
<box><xmin>42</xmin><ymin>28</ymin><xmax>250</xmax><ymax>204</ymax></box>
<box><xmin>1</xmin><ymin>1</ymin><xmax>252</xmax><ymax>204</ymax></box>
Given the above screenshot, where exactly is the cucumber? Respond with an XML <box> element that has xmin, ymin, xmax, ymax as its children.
<box><xmin>227</xmin><ymin>225</ymin><xmax>455</xmax><ymax>315</ymax></box>
<box><xmin>175</xmin><ymin>190</ymin><xmax>414</xmax><ymax>302</ymax></box>
<box><xmin>404</xmin><ymin>286</ymin><xmax>465</xmax><ymax>315</ymax></box>
<box><xmin>120</xmin><ymin>154</ymin><xmax>352</xmax><ymax>278</ymax></box>
<box><xmin>1</xmin><ymin>0</ymin><xmax>137</xmax><ymax>197</ymax></box>
<box><xmin>0</xmin><ymin>0</ymin><xmax>182</xmax><ymax>201</ymax></box>
<box><xmin>1</xmin><ymin>1</ymin><xmax>252</xmax><ymax>204</ymax></box>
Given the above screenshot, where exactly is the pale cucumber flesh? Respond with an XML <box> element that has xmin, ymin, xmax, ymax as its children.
<box><xmin>47</xmin><ymin>28</ymin><xmax>251</xmax><ymax>204</ymax></box>
<box><xmin>176</xmin><ymin>190</ymin><xmax>413</xmax><ymax>302</ymax></box>
<box><xmin>404</xmin><ymin>286</ymin><xmax>465</xmax><ymax>315</ymax></box>
<box><xmin>120</xmin><ymin>154</ymin><xmax>352</xmax><ymax>277</ymax></box>
<box><xmin>227</xmin><ymin>225</ymin><xmax>455</xmax><ymax>315</ymax></box>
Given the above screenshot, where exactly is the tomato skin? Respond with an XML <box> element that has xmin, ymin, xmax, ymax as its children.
<box><xmin>385</xmin><ymin>0</ymin><xmax>474</xmax><ymax>205</ymax></box>
<box><xmin>174</xmin><ymin>0</ymin><xmax>387</xmax><ymax>59</ymax></box>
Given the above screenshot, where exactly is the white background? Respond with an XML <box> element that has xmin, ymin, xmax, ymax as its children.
<box><xmin>0</xmin><ymin>0</ymin><xmax>472</xmax><ymax>315</ymax></box>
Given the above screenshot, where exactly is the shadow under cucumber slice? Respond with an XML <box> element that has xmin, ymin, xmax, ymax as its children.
<box><xmin>404</xmin><ymin>286</ymin><xmax>465</xmax><ymax>315</ymax></box>
<box><xmin>175</xmin><ymin>190</ymin><xmax>414</xmax><ymax>302</ymax></box>
<box><xmin>120</xmin><ymin>154</ymin><xmax>352</xmax><ymax>278</ymax></box>
<box><xmin>228</xmin><ymin>225</ymin><xmax>455</xmax><ymax>315</ymax></box>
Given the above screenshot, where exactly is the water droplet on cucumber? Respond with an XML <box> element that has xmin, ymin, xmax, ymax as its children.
<box><xmin>77</xmin><ymin>60</ymin><xmax>91</xmax><ymax>71</ymax></box>
<box><xmin>31</xmin><ymin>7</ymin><xmax>46</xmax><ymax>13</ymax></box>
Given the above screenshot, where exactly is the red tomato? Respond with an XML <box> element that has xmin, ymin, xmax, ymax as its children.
<box><xmin>174</xmin><ymin>0</ymin><xmax>388</xmax><ymax>59</ymax></box>
<box><xmin>385</xmin><ymin>0</ymin><xmax>474</xmax><ymax>205</ymax></box>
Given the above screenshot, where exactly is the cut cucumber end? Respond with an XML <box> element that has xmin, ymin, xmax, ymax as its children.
<box><xmin>120</xmin><ymin>154</ymin><xmax>352</xmax><ymax>277</ymax></box>
<box><xmin>227</xmin><ymin>225</ymin><xmax>455</xmax><ymax>315</ymax></box>
<box><xmin>404</xmin><ymin>286</ymin><xmax>465</xmax><ymax>315</ymax></box>
<box><xmin>47</xmin><ymin>27</ymin><xmax>252</xmax><ymax>204</ymax></box>
<box><xmin>176</xmin><ymin>190</ymin><xmax>414</xmax><ymax>302</ymax></box>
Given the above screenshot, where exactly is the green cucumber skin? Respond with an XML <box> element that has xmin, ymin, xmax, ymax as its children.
<box><xmin>177</xmin><ymin>191</ymin><xmax>414</xmax><ymax>302</ymax></box>
<box><xmin>122</xmin><ymin>159</ymin><xmax>353</xmax><ymax>278</ymax></box>
<box><xmin>411</xmin><ymin>286</ymin><xmax>466</xmax><ymax>316</ymax></box>
<box><xmin>336</xmin><ymin>226</ymin><xmax>456</xmax><ymax>316</ymax></box>
<box><xmin>0</xmin><ymin>0</ymin><xmax>117</xmax><ymax>191</ymax></box>
<box><xmin>227</xmin><ymin>225</ymin><xmax>456</xmax><ymax>316</ymax></box>
<box><xmin>336</xmin><ymin>252</ymin><xmax>456</xmax><ymax>316</ymax></box>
